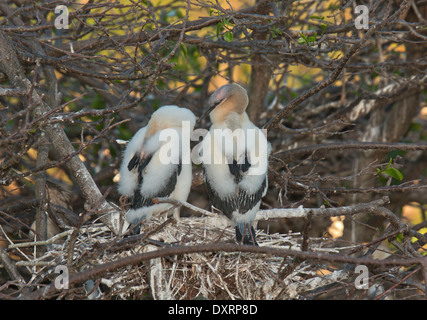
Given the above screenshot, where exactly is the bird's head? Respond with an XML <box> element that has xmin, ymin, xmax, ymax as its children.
<box><xmin>201</xmin><ymin>83</ymin><xmax>249</xmax><ymax>124</ymax></box>
<box><xmin>146</xmin><ymin>105</ymin><xmax>196</xmax><ymax>138</ymax></box>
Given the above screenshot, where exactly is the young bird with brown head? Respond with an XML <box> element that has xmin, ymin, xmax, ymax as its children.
<box><xmin>201</xmin><ymin>83</ymin><xmax>270</xmax><ymax>245</ymax></box>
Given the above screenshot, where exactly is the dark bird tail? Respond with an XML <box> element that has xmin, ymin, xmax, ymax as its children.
<box><xmin>235</xmin><ymin>223</ymin><xmax>258</xmax><ymax>246</ymax></box>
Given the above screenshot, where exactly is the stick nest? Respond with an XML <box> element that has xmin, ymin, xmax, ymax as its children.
<box><xmin>22</xmin><ymin>213</ymin><xmax>354</xmax><ymax>300</ymax></box>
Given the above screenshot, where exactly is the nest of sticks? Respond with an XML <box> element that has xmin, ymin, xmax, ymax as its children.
<box><xmin>5</xmin><ymin>203</ymin><xmax>359</xmax><ymax>300</ymax></box>
<box><xmin>4</xmin><ymin>195</ymin><xmax>425</xmax><ymax>300</ymax></box>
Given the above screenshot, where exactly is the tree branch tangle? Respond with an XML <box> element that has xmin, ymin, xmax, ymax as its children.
<box><xmin>0</xmin><ymin>0</ymin><xmax>426</xmax><ymax>300</ymax></box>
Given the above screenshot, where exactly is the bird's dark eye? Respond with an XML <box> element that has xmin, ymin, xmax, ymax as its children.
<box><xmin>211</xmin><ymin>98</ymin><xmax>225</xmax><ymax>109</ymax></box>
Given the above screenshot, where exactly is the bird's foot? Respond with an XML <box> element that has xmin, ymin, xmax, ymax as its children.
<box><xmin>235</xmin><ymin>223</ymin><xmax>258</xmax><ymax>246</ymax></box>
<box><xmin>128</xmin><ymin>217</ymin><xmax>145</xmax><ymax>235</ymax></box>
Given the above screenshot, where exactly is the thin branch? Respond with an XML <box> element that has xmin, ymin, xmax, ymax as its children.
<box><xmin>0</xmin><ymin>246</ymin><xmax>25</xmax><ymax>284</ymax></box>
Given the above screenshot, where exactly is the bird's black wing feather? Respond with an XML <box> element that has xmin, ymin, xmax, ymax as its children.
<box><xmin>127</xmin><ymin>154</ymin><xmax>140</xmax><ymax>171</ymax></box>
<box><xmin>228</xmin><ymin>159</ymin><xmax>240</xmax><ymax>180</ymax></box>
<box><xmin>205</xmin><ymin>173</ymin><xmax>267</xmax><ymax>218</ymax></box>
<box><xmin>240</xmin><ymin>153</ymin><xmax>251</xmax><ymax>173</ymax></box>
<box><xmin>127</xmin><ymin>153</ymin><xmax>153</xmax><ymax>182</ymax></box>
<box><xmin>131</xmin><ymin>157</ymin><xmax>182</xmax><ymax>210</ymax></box>
<box><xmin>205</xmin><ymin>176</ymin><xmax>236</xmax><ymax>219</ymax></box>
<box><xmin>228</xmin><ymin>153</ymin><xmax>251</xmax><ymax>183</ymax></box>
<box><xmin>237</xmin><ymin>177</ymin><xmax>267</xmax><ymax>213</ymax></box>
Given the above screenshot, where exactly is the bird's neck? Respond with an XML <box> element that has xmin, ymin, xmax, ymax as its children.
<box><xmin>210</xmin><ymin>103</ymin><xmax>249</xmax><ymax>130</ymax></box>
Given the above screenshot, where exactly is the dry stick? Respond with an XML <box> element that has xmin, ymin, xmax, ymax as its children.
<box><xmin>8</xmin><ymin>230</ymin><xmax>74</xmax><ymax>249</ymax></box>
<box><xmin>255</xmin><ymin>196</ymin><xmax>390</xmax><ymax>221</ymax></box>
<box><xmin>153</xmin><ymin>197</ymin><xmax>217</xmax><ymax>217</ymax></box>
<box><xmin>0</xmin><ymin>30</ymin><xmax>121</xmax><ymax>234</ymax></box>
<box><xmin>10</xmin><ymin>1</ymin><xmax>361</xmax><ymax>84</ymax></box>
<box><xmin>0</xmin><ymin>246</ymin><xmax>25</xmax><ymax>284</ymax></box>
<box><xmin>0</xmin><ymin>87</ymin><xmax>29</xmax><ymax>96</ymax></box>
<box><xmin>301</xmin><ymin>210</ymin><xmax>313</xmax><ymax>252</ymax></box>
<box><xmin>34</xmin><ymin>132</ymin><xmax>49</xmax><ymax>244</ymax></box>
<box><xmin>0</xmin><ymin>224</ymin><xmax>32</xmax><ymax>275</ymax></box>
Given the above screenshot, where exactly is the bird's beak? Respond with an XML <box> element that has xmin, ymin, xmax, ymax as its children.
<box><xmin>199</xmin><ymin>105</ymin><xmax>215</xmax><ymax>121</ymax></box>
<box><xmin>197</xmin><ymin>99</ymin><xmax>223</xmax><ymax>124</ymax></box>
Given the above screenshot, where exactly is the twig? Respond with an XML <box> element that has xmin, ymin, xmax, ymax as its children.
<box><xmin>0</xmin><ymin>246</ymin><xmax>25</xmax><ymax>284</ymax></box>
<box><xmin>7</xmin><ymin>230</ymin><xmax>74</xmax><ymax>249</ymax></box>
<box><xmin>153</xmin><ymin>197</ymin><xmax>218</xmax><ymax>217</ymax></box>
<box><xmin>255</xmin><ymin>196</ymin><xmax>390</xmax><ymax>221</ymax></box>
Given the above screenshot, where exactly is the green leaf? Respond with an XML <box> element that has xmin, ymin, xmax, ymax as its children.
<box><xmin>320</xmin><ymin>24</ymin><xmax>327</xmax><ymax>35</ymax></box>
<box><xmin>271</xmin><ymin>26</ymin><xmax>282</xmax><ymax>38</ymax></box>
<box><xmin>298</xmin><ymin>32</ymin><xmax>308</xmax><ymax>44</ymax></box>
<box><xmin>223</xmin><ymin>31</ymin><xmax>233</xmax><ymax>42</ymax></box>
<box><xmin>180</xmin><ymin>44</ymin><xmax>188</xmax><ymax>57</ymax></box>
<box><xmin>383</xmin><ymin>167</ymin><xmax>403</xmax><ymax>181</ymax></box>
<box><xmin>308</xmin><ymin>32</ymin><xmax>317</xmax><ymax>43</ymax></box>
<box><xmin>309</xmin><ymin>15</ymin><xmax>324</xmax><ymax>20</ymax></box>
<box><xmin>216</xmin><ymin>22</ymin><xmax>223</xmax><ymax>37</ymax></box>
